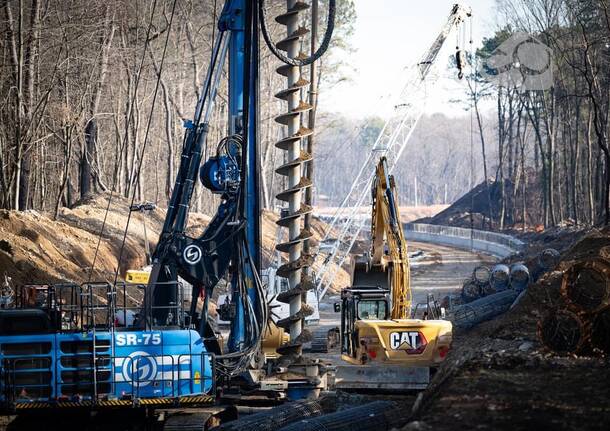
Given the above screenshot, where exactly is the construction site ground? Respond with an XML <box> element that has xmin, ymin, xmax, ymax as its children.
<box><xmin>313</xmin><ymin>236</ymin><xmax>610</xmax><ymax>431</ymax></box>
<box><xmin>403</xmin><ymin>230</ymin><xmax>610</xmax><ymax>431</ymax></box>
<box><xmin>1</xmin><ymin>196</ymin><xmax>610</xmax><ymax>429</ymax></box>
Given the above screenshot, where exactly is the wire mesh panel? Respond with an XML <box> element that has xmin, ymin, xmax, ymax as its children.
<box><xmin>538</xmin><ymin>309</ymin><xmax>590</xmax><ymax>354</ymax></box>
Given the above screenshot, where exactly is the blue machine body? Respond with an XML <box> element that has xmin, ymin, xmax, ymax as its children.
<box><xmin>219</xmin><ymin>0</ymin><xmax>261</xmax><ymax>353</ymax></box>
<box><xmin>0</xmin><ymin>0</ymin><xmax>262</xmax><ymax>413</ymax></box>
<box><xmin>0</xmin><ymin>324</ymin><xmax>213</xmax><ymax>408</ymax></box>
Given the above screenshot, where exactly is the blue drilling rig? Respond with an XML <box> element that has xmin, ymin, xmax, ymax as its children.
<box><xmin>0</xmin><ymin>0</ymin><xmax>333</xmax><ymax>423</ymax></box>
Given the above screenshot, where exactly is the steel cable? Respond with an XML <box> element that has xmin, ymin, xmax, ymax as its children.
<box><xmin>88</xmin><ymin>0</ymin><xmax>159</xmax><ymax>283</ymax></box>
<box><xmin>112</xmin><ymin>0</ymin><xmax>178</xmax><ymax>287</ymax></box>
<box><xmin>259</xmin><ymin>0</ymin><xmax>335</xmax><ymax>66</ymax></box>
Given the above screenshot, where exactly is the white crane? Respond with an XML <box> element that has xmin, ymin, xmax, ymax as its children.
<box><xmin>316</xmin><ymin>4</ymin><xmax>472</xmax><ymax>300</ymax></box>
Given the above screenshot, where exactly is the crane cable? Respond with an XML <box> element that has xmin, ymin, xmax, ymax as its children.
<box><xmin>88</xmin><ymin>0</ymin><xmax>159</xmax><ymax>283</ymax></box>
<box><xmin>259</xmin><ymin>0</ymin><xmax>335</xmax><ymax>66</ymax></box>
<box><xmin>468</xmin><ymin>15</ymin><xmax>475</xmax><ymax>249</ymax></box>
<box><xmin>112</xmin><ymin>0</ymin><xmax>178</xmax><ymax>287</ymax></box>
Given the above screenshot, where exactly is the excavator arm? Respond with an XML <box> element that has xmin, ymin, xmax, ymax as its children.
<box><xmin>371</xmin><ymin>157</ymin><xmax>412</xmax><ymax>319</ymax></box>
<box><xmin>352</xmin><ymin>157</ymin><xmax>411</xmax><ymax>319</ymax></box>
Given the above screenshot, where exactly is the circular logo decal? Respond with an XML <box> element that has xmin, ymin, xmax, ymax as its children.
<box><xmin>183</xmin><ymin>244</ymin><xmax>202</xmax><ymax>265</ymax></box>
<box><xmin>122</xmin><ymin>351</ymin><xmax>157</xmax><ymax>387</ymax></box>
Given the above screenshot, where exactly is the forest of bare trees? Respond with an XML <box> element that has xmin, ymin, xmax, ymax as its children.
<box><xmin>0</xmin><ymin>0</ymin><xmax>355</xmax><ymax>217</ymax></box>
<box><xmin>472</xmin><ymin>0</ymin><xmax>610</xmax><ymax>229</ymax></box>
<box><xmin>317</xmin><ymin>0</ymin><xmax>610</xmax><ymax>231</ymax></box>
<box><xmin>1</xmin><ymin>0</ymin><xmax>610</xmax><ymax>233</ymax></box>
<box><xmin>314</xmin><ymin>112</ymin><xmax>490</xmax><ymax>209</ymax></box>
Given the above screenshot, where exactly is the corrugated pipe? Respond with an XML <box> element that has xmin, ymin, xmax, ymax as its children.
<box><xmin>277</xmin><ymin>401</ymin><xmax>400</xmax><ymax>431</ymax></box>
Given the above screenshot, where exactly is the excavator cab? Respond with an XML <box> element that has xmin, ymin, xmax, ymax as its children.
<box><xmin>339</xmin><ymin>286</ymin><xmax>390</xmax><ymax>359</ymax></box>
<box><xmin>332</xmin><ymin>284</ymin><xmax>452</xmax><ymax>391</ymax></box>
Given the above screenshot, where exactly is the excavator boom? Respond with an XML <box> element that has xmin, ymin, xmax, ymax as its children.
<box><xmin>371</xmin><ymin>157</ymin><xmax>412</xmax><ymax>318</ymax></box>
<box><xmin>352</xmin><ymin>157</ymin><xmax>411</xmax><ymax>318</ymax></box>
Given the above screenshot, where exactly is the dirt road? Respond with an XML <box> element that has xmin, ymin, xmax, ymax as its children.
<box><xmin>409</xmin><ymin>241</ymin><xmax>496</xmax><ymax>305</ymax></box>
<box><xmin>318</xmin><ymin>241</ymin><xmax>497</xmax><ymax>326</ymax></box>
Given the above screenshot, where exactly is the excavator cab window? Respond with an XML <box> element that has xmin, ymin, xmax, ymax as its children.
<box><xmin>357</xmin><ymin>300</ymin><xmax>387</xmax><ymax>320</ymax></box>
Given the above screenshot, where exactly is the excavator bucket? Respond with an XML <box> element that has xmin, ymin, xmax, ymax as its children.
<box><xmin>351</xmin><ymin>258</ymin><xmax>389</xmax><ymax>288</ymax></box>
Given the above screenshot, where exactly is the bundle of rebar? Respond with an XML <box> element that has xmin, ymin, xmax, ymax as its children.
<box><xmin>459</xmin><ymin>263</ymin><xmax>529</xmax><ymax>305</ymax></box>
<box><xmin>538</xmin><ymin>308</ymin><xmax>590</xmax><ymax>354</ymax></box>
<box><xmin>460</xmin><ymin>266</ymin><xmax>491</xmax><ymax>302</ymax></box>
<box><xmin>452</xmin><ymin>289</ymin><xmax>520</xmax><ymax>330</ymax></box>
<box><xmin>538</xmin><ymin>258</ymin><xmax>610</xmax><ymax>355</ymax></box>
<box><xmin>490</xmin><ymin>264</ymin><xmax>510</xmax><ymax>291</ymax></box>
<box><xmin>473</xmin><ymin>265</ymin><xmax>491</xmax><ymax>286</ymax></box>
<box><xmin>277</xmin><ymin>401</ymin><xmax>401</xmax><ymax>431</ymax></box>
<box><xmin>212</xmin><ymin>398</ymin><xmax>333</xmax><ymax>431</ymax></box>
<box><xmin>461</xmin><ymin>279</ymin><xmax>481</xmax><ymax>302</ymax></box>
<box><xmin>532</xmin><ymin>248</ymin><xmax>560</xmax><ymax>281</ymax></box>
<box><xmin>561</xmin><ymin>260</ymin><xmax>610</xmax><ymax>313</ymax></box>
<box><xmin>509</xmin><ymin>263</ymin><xmax>530</xmax><ymax>292</ymax></box>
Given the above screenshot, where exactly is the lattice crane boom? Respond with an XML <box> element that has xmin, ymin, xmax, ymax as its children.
<box><xmin>316</xmin><ymin>4</ymin><xmax>472</xmax><ymax>299</ymax></box>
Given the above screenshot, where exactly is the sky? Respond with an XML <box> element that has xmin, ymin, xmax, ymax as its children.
<box><xmin>318</xmin><ymin>0</ymin><xmax>498</xmax><ymax>119</ymax></box>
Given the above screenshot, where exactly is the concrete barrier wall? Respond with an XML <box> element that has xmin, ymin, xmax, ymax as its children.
<box><xmin>404</xmin><ymin>223</ymin><xmax>525</xmax><ymax>258</ymax></box>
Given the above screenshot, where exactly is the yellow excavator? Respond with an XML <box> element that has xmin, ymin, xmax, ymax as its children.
<box><xmin>332</xmin><ymin>157</ymin><xmax>452</xmax><ymax>390</ymax></box>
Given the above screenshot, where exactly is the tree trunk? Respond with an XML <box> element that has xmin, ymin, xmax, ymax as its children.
<box><xmin>80</xmin><ymin>8</ymin><xmax>115</xmax><ymax>198</ymax></box>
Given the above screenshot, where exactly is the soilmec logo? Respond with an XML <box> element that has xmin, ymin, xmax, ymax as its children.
<box><xmin>183</xmin><ymin>244</ymin><xmax>202</xmax><ymax>265</ymax></box>
<box><xmin>389</xmin><ymin>331</ymin><xmax>427</xmax><ymax>354</ymax></box>
<box><xmin>122</xmin><ymin>351</ymin><xmax>157</xmax><ymax>387</ymax></box>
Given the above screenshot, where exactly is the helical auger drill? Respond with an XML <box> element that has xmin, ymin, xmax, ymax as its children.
<box><xmin>259</xmin><ymin>0</ymin><xmax>335</xmax><ymax>355</ymax></box>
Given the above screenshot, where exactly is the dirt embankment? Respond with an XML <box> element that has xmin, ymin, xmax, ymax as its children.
<box><xmin>404</xmin><ymin>229</ymin><xmax>610</xmax><ymax>431</ymax></box>
<box><xmin>0</xmin><ymin>193</ymin><xmax>348</xmax><ymax>290</ymax></box>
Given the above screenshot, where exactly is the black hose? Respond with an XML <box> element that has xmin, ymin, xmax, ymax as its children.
<box><xmin>259</xmin><ymin>0</ymin><xmax>335</xmax><ymax>66</ymax></box>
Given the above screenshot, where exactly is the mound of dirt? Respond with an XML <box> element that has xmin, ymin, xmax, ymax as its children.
<box><xmin>415</xmin><ymin>173</ymin><xmax>545</xmax><ymax>231</ymax></box>
<box><xmin>0</xmin><ymin>193</ymin><xmax>349</xmax><ymax>292</ymax></box>
<box><xmin>406</xmin><ymin>228</ymin><xmax>610</xmax><ymax>430</ymax></box>
<box><xmin>415</xmin><ymin>180</ymin><xmax>503</xmax><ymax>228</ymax></box>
